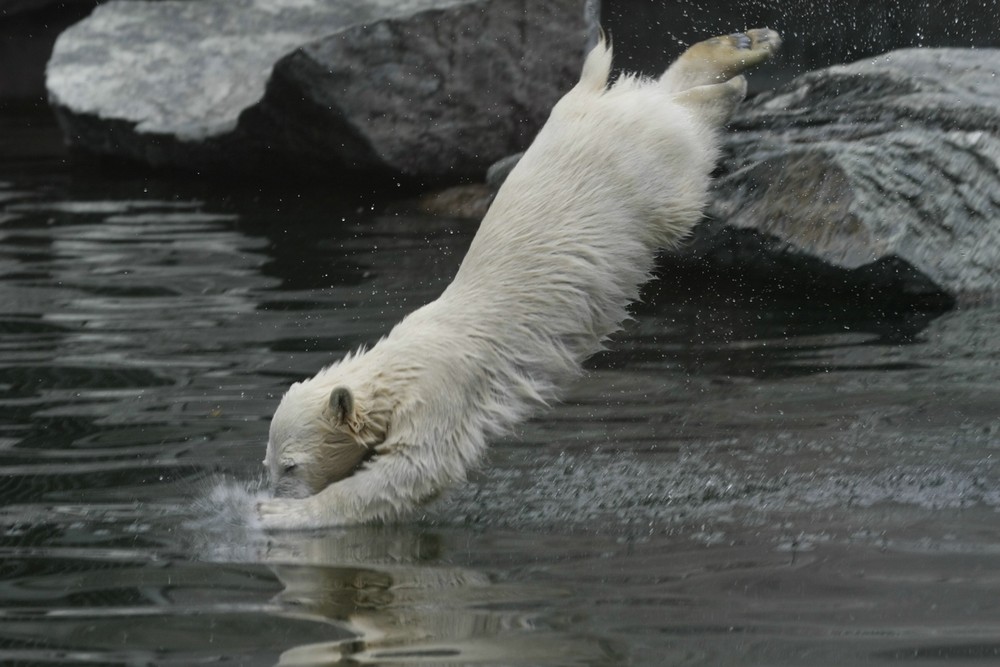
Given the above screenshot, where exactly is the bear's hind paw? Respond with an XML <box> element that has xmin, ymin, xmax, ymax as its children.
<box><xmin>660</xmin><ymin>27</ymin><xmax>781</xmax><ymax>92</ymax></box>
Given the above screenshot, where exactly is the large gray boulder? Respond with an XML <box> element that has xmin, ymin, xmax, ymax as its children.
<box><xmin>46</xmin><ymin>0</ymin><xmax>597</xmax><ymax>180</ymax></box>
<box><xmin>698</xmin><ymin>48</ymin><xmax>1000</xmax><ymax>305</ymax></box>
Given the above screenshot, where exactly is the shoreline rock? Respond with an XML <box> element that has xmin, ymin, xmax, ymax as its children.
<box><xmin>700</xmin><ymin>47</ymin><xmax>1000</xmax><ymax>304</ymax></box>
<box><xmin>46</xmin><ymin>0</ymin><xmax>597</xmax><ymax>180</ymax></box>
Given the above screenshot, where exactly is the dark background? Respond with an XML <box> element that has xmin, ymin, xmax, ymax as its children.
<box><xmin>601</xmin><ymin>0</ymin><xmax>1000</xmax><ymax>81</ymax></box>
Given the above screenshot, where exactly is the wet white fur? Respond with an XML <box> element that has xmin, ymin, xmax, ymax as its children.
<box><xmin>259</xmin><ymin>35</ymin><xmax>764</xmax><ymax>529</ymax></box>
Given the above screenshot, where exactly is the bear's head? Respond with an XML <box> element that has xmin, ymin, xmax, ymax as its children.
<box><xmin>265</xmin><ymin>379</ymin><xmax>390</xmax><ymax>499</ymax></box>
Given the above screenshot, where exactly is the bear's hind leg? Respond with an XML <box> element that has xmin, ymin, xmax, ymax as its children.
<box><xmin>671</xmin><ymin>75</ymin><xmax>748</xmax><ymax>128</ymax></box>
<box><xmin>659</xmin><ymin>28</ymin><xmax>780</xmax><ymax>93</ymax></box>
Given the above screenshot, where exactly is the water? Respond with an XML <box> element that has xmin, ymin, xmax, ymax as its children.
<box><xmin>1</xmin><ymin>104</ymin><xmax>998</xmax><ymax>666</ymax></box>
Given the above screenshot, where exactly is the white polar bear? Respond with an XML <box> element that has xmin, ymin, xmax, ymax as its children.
<box><xmin>258</xmin><ymin>29</ymin><xmax>781</xmax><ymax>529</ymax></box>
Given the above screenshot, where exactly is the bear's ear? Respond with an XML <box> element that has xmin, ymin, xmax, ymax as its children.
<box><xmin>328</xmin><ymin>386</ymin><xmax>357</xmax><ymax>430</ymax></box>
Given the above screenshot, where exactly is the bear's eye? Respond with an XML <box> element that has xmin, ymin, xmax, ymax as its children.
<box><xmin>282</xmin><ymin>462</ymin><xmax>297</xmax><ymax>474</ymax></box>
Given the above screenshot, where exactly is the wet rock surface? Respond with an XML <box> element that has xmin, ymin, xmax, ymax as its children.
<box><xmin>700</xmin><ymin>48</ymin><xmax>1000</xmax><ymax>304</ymax></box>
<box><xmin>45</xmin><ymin>0</ymin><xmax>596</xmax><ymax>179</ymax></box>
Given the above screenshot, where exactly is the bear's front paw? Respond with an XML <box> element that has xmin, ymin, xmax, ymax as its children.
<box><xmin>256</xmin><ymin>497</ymin><xmax>323</xmax><ymax>531</ymax></box>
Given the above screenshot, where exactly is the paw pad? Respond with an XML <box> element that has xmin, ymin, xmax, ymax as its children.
<box><xmin>730</xmin><ymin>33</ymin><xmax>753</xmax><ymax>50</ymax></box>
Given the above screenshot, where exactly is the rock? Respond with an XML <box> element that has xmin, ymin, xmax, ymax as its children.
<box><xmin>402</xmin><ymin>153</ymin><xmax>519</xmax><ymax>219</ymax></box>
<box><xmin>485</xmin><ymin>151</ymin><xmax>523</xmax><ymax>189</ymax></box>
<box><xmin>46</xmin><ymin>0</ymin><xmax>597</xmax><ymax>181</ymax></box>
<box><xmin>703</xmin><ymin>48</ymin><xmax>1000</xmax><ymax>304</ymax></box>
<box><xmin>0</xmin><ymin>0</ymin><xmax>98</xmax><ymax>100</ymax></box>
<box><xmin>411</xmin><ymin>183</ymin><xmax>495</xmax><ymax>219</ymax></box>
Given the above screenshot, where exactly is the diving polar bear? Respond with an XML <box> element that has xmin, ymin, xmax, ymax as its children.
<box><xmin>258</xmin><ymin>29</ymin><xmax>781</xmax><ymax>529</ymax></box>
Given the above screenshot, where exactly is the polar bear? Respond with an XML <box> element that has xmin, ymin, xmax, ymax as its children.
<box><xmin>258</xmin><ymin>29</ymin><xmax>781</xmax><ymax>529</ymax></box>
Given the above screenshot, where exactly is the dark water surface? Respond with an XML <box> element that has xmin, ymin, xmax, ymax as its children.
<box><xmin>1</xmin><ymin>106</ymin><xmax>998</xmax><ymax>666</ymax></box>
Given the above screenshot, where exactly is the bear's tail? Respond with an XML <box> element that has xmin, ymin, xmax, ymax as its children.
<box><xmin>577</xmin><ymin>33</ymin><xmax>612</xmax><ymax>94</ymax></box>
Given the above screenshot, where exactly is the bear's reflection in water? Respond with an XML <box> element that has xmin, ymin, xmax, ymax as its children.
<box><xmin>261</xmin><ymin>527</ymin><xmax>619</xmax><ymax>666</ymax></box>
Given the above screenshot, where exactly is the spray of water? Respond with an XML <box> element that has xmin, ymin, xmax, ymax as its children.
<box><xmin>184</xmin><ymin>472</ymin><xmax>273</xmax><ymax>561</ymax></box>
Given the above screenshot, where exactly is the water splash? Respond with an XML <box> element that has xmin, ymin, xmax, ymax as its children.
<box><xmin>185</xmin><ymin>473</ymin><xmax>271</xmax><ymax>561</ymax></box>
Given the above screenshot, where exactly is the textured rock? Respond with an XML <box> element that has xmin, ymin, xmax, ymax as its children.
<box><xmin>46</xmin><ymin>0</ymin><xmax>597</xmax><ymax>179</ymax></box>
<box><xmin>703</xmin><ymin>48</ymin><xmax>1000</xmax><ymax>303</ymax></box>
<box><xmin>411</xmin><ymin>183</ymin><xmax>495</xmax><ymax>218</ymax></box>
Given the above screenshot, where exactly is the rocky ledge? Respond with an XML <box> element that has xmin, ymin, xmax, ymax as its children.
<box><xmin>698</xmin><ymin>47</ymin><xmax>1000</xmax><ymax>305</ymax></box>
<box><xmin>46</xmin><ymin>0</ymin><xmax>597</xmax><ymax>180</ymax></box>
